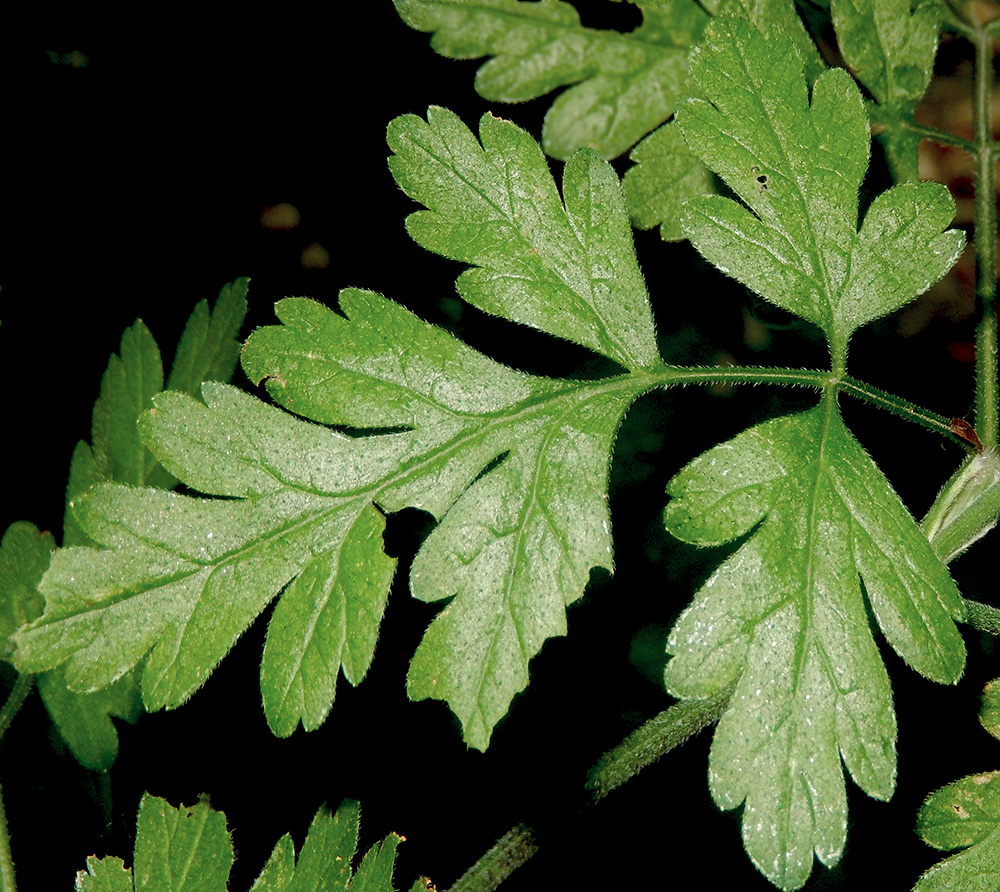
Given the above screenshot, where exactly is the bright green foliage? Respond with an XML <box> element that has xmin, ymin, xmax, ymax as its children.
<box><xmin>914</xmin><ymin>771</ymin><xmax>1000</xmax><ymax>891</ymax></box>
<box><xmin>832</xmin><ymin>0</ymin><xmax>941</xmax><ymax>182</ymax></box>
<box><xmin>0</xmin><ymin>521</ymin><xmax>51</xmax><ymax>660</ymax></box>
<box><xmin>660</xmin><ymin>15</ymin><xmax>967</xmax><ymax>891</ymax></box>
<box><xmin>719</xmin><ymin>0</ymin><xmax>826</xmax><ymax>83</ymax></box>
<box><xmin>677</xmin><ymin>15</ymin><xmax>964</xmax><ymax>364</ymax></box>
<box><xmin>74</xmin><ymin>796</ymin><xmax>391</xmax><ymax>892</ymax></box>
<box><xmin>982</xmin><ymin>677</ymin><xmax>1000</xmax><ymax>740</ymax></box>
<box><xmin>387</xmin><ymin>106</ymin><xmax>660</xmax><ymax>369</ymax></box>
<box><xmin>392</xmin><ymin>0</ymin><xmax>709</xmax><ymax>160</ymax></box>
<box><xmin>249</xmin><ymin>800</ymin><xmax>403</xmax><ymax>892</ymax></box>
<box><xmin>15</xmin><ymin>111</ymin><xmax>659</xmax><ymax>749</ymax></box>
<box><xmin>664</xmin><ymin>404</ymin><xmax>965</xmax><ymax>890</ymax></box>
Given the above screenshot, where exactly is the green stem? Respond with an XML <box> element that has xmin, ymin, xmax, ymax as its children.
<box><xmin>865</xmin><ymin>107</ymin><xmax>976</xmax><ymax>153</ymax></box>
<box><xmin>973</xmin><ymin>22</ymin><xmax>999</xmax><ymax>449</ymax></box>
<box><xmin>447</xmin><ymin>825</ymin><xmax>539</xmax><ymax>892</ymax></box>
<box><xmin>0</xmin><ymin>675</ymin><xmax>32</xmax><ymax>744</ymax></box>
<box><xmin>0</xmin><ymin>676</ymin><xmax>28</xmax><ymax>892</ymax></box>
<box><xmin>963</xmin><ymin>598</ymin><xmax>1000</xmax><ymax>635</ymax></box>
<box><xmin>585</xmin><ymin>683</ymin><xmax>733</xmax><ymax>801</ymax></box>
<box><xmin>655</xmin><ymin>364</ymin><xmax>969</xmax><ymax>448</ymax></box>
<box><xmin>0</xmin><ymin>785</ymin><xmax>15</xmax><ymax>892</ymax></box>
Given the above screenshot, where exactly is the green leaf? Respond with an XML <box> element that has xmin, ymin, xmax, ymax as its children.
<box><xmin>250</xmin><ymin>801</ymin><xmax>399</xmax><ymax>892</ymax></box>
<box><xmin>387</xmin><ymin>107</ymin><xmax>660</xmax><ymax>371</ymax></box>
<box><xmin>392</xmin><ymin>0</ymin><xmax>709</xmax><ymax>159</ymax></box>
<box><xmin>89</xmin><ymin>319</ymin><xmax>166</xmax><ymax>489</ymax></box>
<box><xmin>0</xmin><ymin>521</ymin><xmax>52</xmax><ymax>661</ymax></box>
<box><xmin>677</xmin><ymin>16</ymin><xmax>963</xmax><ymax>362</ymax></box>
<box><xmin>622</xmin><ymin>121</ymin><xmax>714</xmax><ymax>241</ymax></box>
<box><xmin>134</xmin><ymin>794</ymin><xmax>233</xmax><ymax>892</ymax></box>
<box><xmin>982</xmin><ymin>677</ymin><xmax>1000</xmax><ymax>741</ymax></box>
<box><xmin>47</xmin><ymin>284</ymin><xmax>248</xmax><ymax>769</ymax></box>
<box><xmin>75</xmin><ymin>856</ymin><xmax>133</xmax><ymax>892</ymax></box>
<box><xmin>718</xmin><ymin>0</ymin><xmax>826</xmax><ymax>84</ymax></box>
<box><xmin>832</xmin><ymin>0</ymin><xmax>941</xmax><ymax>182</ymax></box>
<box><xmin>74</xmin><ymin>797</ymin><xmax>388</xmax><ymax>892</ymax></box>
<box><xmin>914</xmin><ymin>771</ymin><xmax>1000</xmax><ymax>892</ymax></box>
<box><xmin>261</xmin><ymin>507</ymin><xmax>396</xmax><ymax>737</ymax></box>
<box><xmin>37</xmin><ymin>666</ymin><xmax>142</xmax><ymax>770</ymax></box>
<box><xmin>663</xmin><ymin>402</ymin><xmax>965</xmax><ymax>891</ymax></box>
<box><xmin>166</xmin><ymin>277</ymin><xmax>249</xmax><ymax>397</ymax></box>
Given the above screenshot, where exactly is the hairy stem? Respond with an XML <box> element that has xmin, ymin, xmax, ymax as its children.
<box><xmin>585</xmin><ymin>683</ymin><xmax>734</xmax><ymax>800</ymax></box>
<box><xmin>0</xmin><ymin>785</ymin><xmax>15</xmax><ymax>892</ymax></box>
<box><xmin>445</xmin><ymin>687</ymin><xmax>732</xmax><ymax>891</ymax></box>
<box><xmin>0</xmin><ymin>676</ymin><xmax>32</xmax><ymax>744</ymax></box>
<box><xmin>447</xmin><ymin>825</ymin><xmax>539</xmax><ymax>892</ymax></box>
<box><xmin>973</xmin><ymin>22</ymin><xmax>999</xmax><ymax>449</ymax></box>
<box><xmin>0</xmin><ymin>676</ymin><xmax>29</xmax><ymax>892</ymax></box>
<box><xmin>963</xmin><ymin>598</ymin><xmax>1000</xmax><ymax>635</ymax></box>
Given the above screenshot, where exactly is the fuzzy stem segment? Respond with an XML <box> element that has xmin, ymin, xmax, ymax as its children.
<box><xmin>585</xmin><ymin>683</ymin><xmax>733</xmax><ymax>800</ymax></box>
<box><xmin>973</xmin><ymin>22</ymin><xmax>999</xmax><ymax>449</ymax></box>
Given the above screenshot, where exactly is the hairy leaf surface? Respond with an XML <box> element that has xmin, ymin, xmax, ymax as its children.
<box><xmin>392</xmin><ymin>0</ymin><xmax>708</xmax><ymax>160</ymax></box>
<box><xmin>677</xmin><ymin>16</ymin><xmax>963</xmax><ymax>361</ymax></box>
<box><xmin>387</xmin><ymin>106</ymin><xmax>659</xmax><ymax>370</ymax></box>
<box><xmin>914</xmin><ymin>771</ymin><xmax>1000</xmax><ymax>892</ymax></box>
<box><xmin>17</xmin><ymin>114</ymin><xmax>659</xmax><ymax>749</ymax></box>
<box><xmin>664</xmin><ymin>404</ymin><xmax>965</xmax><ymax>890</ymax></box>
<box><xmin>832</xmin><ymin>0</ymin><xmax>941</xmax><ymax>182</ymax></box>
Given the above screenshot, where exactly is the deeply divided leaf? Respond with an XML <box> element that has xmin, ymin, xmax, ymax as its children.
<box><xmin>387</xmin><ymin>106</ymin><xmax>659</xmax><ymax>370</ymax></box>
<box><xmin>664</xmin><ymin>404</ymin><xmax>965</xmax><ymax>890</ymax></box>
<box><xmin>677</xmin><ymin>16</ymin><xmax>963</xmax><ymax>360</ymax></box>
<box><xmin>393</xmin><ymin>0</ymin><xmax>709</xmax><ymax>159</ymax></box>
<box><xmin>16</xmin><ymin>113</ymin><xmax>659</xmax><ymax>749</ymax></box>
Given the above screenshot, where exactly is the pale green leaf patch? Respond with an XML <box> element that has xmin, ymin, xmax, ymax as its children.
<box><xmin>664</xmin><ymin>403</ymin><xmax>965</xmax><ymax>890</ymax></box>
<box><xmin>392</xmin><ymin>0</ymin><xmax>709</xmax><ymax>160</ymax></box>
<box><xmin>677</xmin><ymin>16</ymin><xmax>963</xmax><ymax>362</ymax></box>
<box><xmin>387</xmin><ymin>106</ymin><xmax>659</xmax><ymax>370</ymax></box>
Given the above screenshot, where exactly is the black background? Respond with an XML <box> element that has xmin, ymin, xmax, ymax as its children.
<box><xmin>1</xmin><ymin>7</ymin><xmax>998</xmax><ymax>890</ymax></box>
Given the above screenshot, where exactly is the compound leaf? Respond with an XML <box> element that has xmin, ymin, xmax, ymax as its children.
<box><xmin>16</xmin><ymin>111</ymin><xmax>659</xmax><ymax>749</ymax></box>
<box><xmin>664</xmin><ymin>404</ymin><xmax>965</xmax><ymax>890</ymax></box>
<box><xmin>392</xmin><ymin>0</ymin><xmax>709</xmax><ymax>160</ymax></box>
<box><xmin>832</xmin><ymin>0</ymin><xmax>942</xmax><ymax>181</ymax></box>
<box><xmin>677</xmin><ymin>16</ymin><xmax>963</xmax><ymax>361</ymax></box>
<box><xmin>914</xmin><ymin>771</ymin><xmax>1000</xmax><ymax>892</ymax></box>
